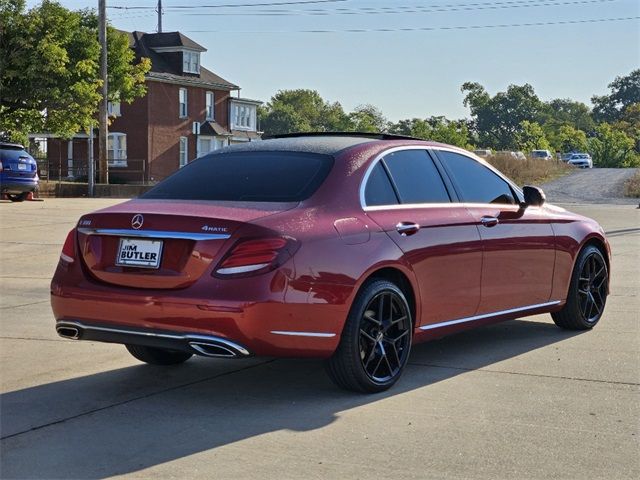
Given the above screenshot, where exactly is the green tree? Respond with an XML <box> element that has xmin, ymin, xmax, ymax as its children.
<box><xmin>461</xmin><ymin>82</ymin><xmax>545</xmax><ymax>150</ymax></box>
<box><xmin>259</xmin><ymin>89</ymin><xmax>351</xmax><ymax>135</ymax></box>
<box><xmin>388</xmin><ymin>116</ymin><xmax>471</xmax><ymax>148</ymax></box>
<box><xmin>546</xmin><ymin>124</ymin><xmax>589</xmax><ymax>153</ymax></box>
<box><xmin>515</xmin><ymin>121</ymin><xmax>551</xmax><ymax>153</ymax></box>
<box><xmin>347</xmin><ymin>104</ymin><xmax>387</xmax><ymax>133</ymax></box>
<box><xmin>541</xmin><ymin>98</ymin><xmax>595</xmax><ymax>133</ymax></box>
<box><xmin>387</xmin><ymin>118</ymin><xmax>431</xmax><ymax>139</ymax></box>
<box><xmin>0</xmin><ymin>0</ymin><xmax>150</xmax><ymax>143</ymax></box>
<box><xmin>612</xmin><ymin>103</ymin><xmax>640</xmax><ymax>153</ymax></box>
<box><xmin>592</xmin><ymin>69</ymin><xmax>640</xmax><ymax>123</ymax></box>
<box><xmin>588</xmin><ymin>123</ymin><xmax>639</xmax><ymax>167</ymax></box>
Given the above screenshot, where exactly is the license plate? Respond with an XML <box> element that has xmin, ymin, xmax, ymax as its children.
<box><xmin>116</xmin><ymin>238</ymin><xmax>163</xmax><ymax>269</ymax></box>
<box><xmin>17</xmin><ymin>164</ymin><xmax>27</xmax><ymax>171</ymax></box>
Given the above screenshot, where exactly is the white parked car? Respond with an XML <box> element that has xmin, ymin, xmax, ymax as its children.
<box><xmin>567</xmin><ymin>153</ymin><xmax>593</xmax><ymax>169</ymax></box>
<box><xmin>531</xmin><ymin>149</ymin><xmax>553</xmax><ymax>161</ymax></box>
<box><xmin>473</xmin><ymin>149</ymin><xmax>493</xmax><ymax>157</ymax></box>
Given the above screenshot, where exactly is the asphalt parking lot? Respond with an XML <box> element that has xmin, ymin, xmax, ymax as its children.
<box><xmin>0</xmin><ymin>198</ymin><xmax>638</xmax><ymax>479</ymax></box>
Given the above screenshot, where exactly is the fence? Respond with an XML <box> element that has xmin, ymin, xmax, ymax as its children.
<box><xmin>34</xmin><ymin>157</ymin><xmax>149</xmax><ymax>185</ymax></box>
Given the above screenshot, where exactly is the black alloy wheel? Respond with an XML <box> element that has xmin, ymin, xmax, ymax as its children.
<box><xmin>552</xmin><ymin>245</ymin><xmax>608</xmax><ymax>330</ymax></box>
<box><xmin>359</xmin><ymin>291</ymin><xmax>412</xmax><ymax>383</ymax></box>
<box><xmin>576</xmin><ymin>251</ymin><xmax>608</xmax><ymax>323</ymax></box>
<box><xmin>326</xmin><ymin>279</ymin><xmax>413</xmax><ymax>393</ymax></box>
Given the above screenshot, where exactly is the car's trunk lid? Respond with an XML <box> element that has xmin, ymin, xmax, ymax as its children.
<box><xmin>77</xmin><ymin>199</ymin><xmax>296</xmax><ymax>289</ymax></box>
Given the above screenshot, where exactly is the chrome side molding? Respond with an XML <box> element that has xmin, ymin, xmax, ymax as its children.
<box><xmin>419</xmin><ymin>301</ymin><xmax>561</xmax><ymax>331</ymax></box>
<box><xmin>78</xmin><ymin>227</ymin><xmax>230</xmax><ymax>241</ymax></box>
<box><xmin>270</xmin><ymin>330</ymin><xmax>336</xmax><ymax>338</ymax></box>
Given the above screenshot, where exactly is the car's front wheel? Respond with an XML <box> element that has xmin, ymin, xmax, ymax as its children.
<box><xmin>552</xmin><ymin>245</ymin><xmax>608</xmax><ymax>330</ymax></box>
<box><xmin>125</xmin><ymin>344</ymin><xmax>193</xmax><ymax>365</ymax></box>
<box><xmin>326</xmin><ymin>279</ymin><xmax>413</xmax><ymax>393</ymax></box>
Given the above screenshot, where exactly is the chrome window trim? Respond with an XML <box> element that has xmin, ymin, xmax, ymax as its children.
<box><xmin>363</xmin><ymin>202</ymin><xmax>540</xmax><ymax>212</ymax></box>
<box><xmin>77</xmin><ymin>227</ymin><xmax>230</xmax><ymax>241</ymax></box>
<box><xmin>270</xmin><ymin>330</ymin><xmax>336</xmax><ymax>338</ymax></box>
<box><xmin>418</xmin><ymin>301</ymin><xmax>561</xmax><ymax>331</ymax></box>
<box><xmin>359</xmin><ymin>145</ymin><xmax>524</xmax><ymax>210</ymax></box>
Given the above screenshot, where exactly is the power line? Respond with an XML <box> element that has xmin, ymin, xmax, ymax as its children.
<box><xmin>107</xmin><ymin>0</ymin><xmax>347</xmax><ymax>10</ymax></box>
<box><xmin>179</xmin><ymin>0</ymin><xmax>620</xmax><ymax>16</ymax></box>
<box><xmin>184</xmin><ymin>15</ymin><xmax>640</xmax><ymax>33</ymax></box>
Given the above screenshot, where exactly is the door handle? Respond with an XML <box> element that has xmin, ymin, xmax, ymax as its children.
<box><xmin>480</xmin><ymin>216</ymin><xmax>499</xmax><ymax>227</ymax></box>
<box><xmin>396</xmin><ymin>222</ymin><xmax>420</xmax><ymax>236</ymax></box>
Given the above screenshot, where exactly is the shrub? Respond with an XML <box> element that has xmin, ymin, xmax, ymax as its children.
<box><xmin>487</xmin><ymin>153</ymin><xmax>570</xmax><ymax>186</ymax></box>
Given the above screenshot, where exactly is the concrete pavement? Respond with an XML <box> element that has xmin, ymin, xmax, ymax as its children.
<box><xmin>0</xmin><ymin>199</ymin><xmax>638</xmax><ymax>479</ymax></box>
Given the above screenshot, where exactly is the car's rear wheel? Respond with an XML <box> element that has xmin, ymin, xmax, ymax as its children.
<box><xmin>326</xmin><ymin>279</ymin><xmax>412</xmax><ymax>393</ymax></box>
<box><xmin>125</xmin><ymin>344</ymin><xmax>193</xmax><ymax>365</ymax></box>
<box><xmin>7</xmin><ymin>192</ymin><xmax>28</xmax><ymax>202</ymax></box>
<box><xmin>552</xmin><ymin>245</ymin><xmax>608</xmax><ymax>330</ymax></box>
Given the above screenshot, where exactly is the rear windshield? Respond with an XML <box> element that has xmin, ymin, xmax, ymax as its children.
<box><xmin>142</xmin><ymin>151</ymin><xmax>334</xmax><ymax>202</ymax></box>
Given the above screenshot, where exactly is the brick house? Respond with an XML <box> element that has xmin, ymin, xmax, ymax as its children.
<box><xmin>42</xmin><ymin>31</ymin><xmax>262</xmax><ymax>183</ymax></box>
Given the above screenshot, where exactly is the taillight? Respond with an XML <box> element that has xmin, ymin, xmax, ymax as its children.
<box><xmin>214</xmin><ymin>237</ymin><xmax>298</xmax><ymax>277</ymax></box>
<box><xmin>60</xmin><ymin>229</ymin><xmax>76</xmax><ymax>263</ymax></box>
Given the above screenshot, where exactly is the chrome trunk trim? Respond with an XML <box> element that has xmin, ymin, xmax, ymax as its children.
<box><xmin>77</xmin><ymin>227</ymin><xmax>230</xmax><ymax>241</ymax></box>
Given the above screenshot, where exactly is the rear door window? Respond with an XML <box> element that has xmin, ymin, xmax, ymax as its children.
<box><xmin>437</xmin><ymin>151</ymin><xmax>517</xmax><ymax>205</ymax></box>
<box><xmin>143</xmin><ymin>151</ymin><xmax>334</xmax><ymax>202</ymax></box>
<box><xmin>382</xmin><ymin>149</ymin><xmax>451</xmax><ymax>204</ymax></box>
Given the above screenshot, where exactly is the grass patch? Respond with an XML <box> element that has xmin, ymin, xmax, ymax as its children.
<box><xmin>623</xmin><ymin>170</ymin><xmax>640</xmax><ymax>198</ymax></box>
<box><xmin>486</xmin><ymin>153</ymin><xmax>571</xmax><ymax>187</ymax></box>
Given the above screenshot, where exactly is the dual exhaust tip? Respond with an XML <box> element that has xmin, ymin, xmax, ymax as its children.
<box><xmin>55</xmin><ymin>323</ymin><xmax>249</xmax><ymax>358</ymax></box>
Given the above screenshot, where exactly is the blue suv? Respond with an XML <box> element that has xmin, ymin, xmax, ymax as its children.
<box><xmin>0</xmin><ymin>142</ymin><xmax>39</xmax><ymax>202</ymax></box>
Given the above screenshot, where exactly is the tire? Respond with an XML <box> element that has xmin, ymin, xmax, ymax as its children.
<box><xmin>326</xmin><ymin>279</ymin><xmax>413</xmax><ymax>393</ymax></box>
<box><xmin>552</xmin><ymin>245</ymin><xmax>608</xmax><ymax>330</ymax></box>
<box><xmin>125</xmin><ymin>344</ymin><xmax>193</xmax><ymax>365</ymax></box>
<box><xmin>7</xmin><ymin>192</ymin><xmax>28</xmax><ymax>202</ymax></box>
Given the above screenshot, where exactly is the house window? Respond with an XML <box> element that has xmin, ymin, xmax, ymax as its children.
<box><xmin>179</xmin><ymin>88</ymin><xmax>188</xmax><ymax>118</ymax></box>
<box><xmin>234</xmin><ymin>104</ymin><xmax>255</xmax><ymax>130</ymax></box>
<box><xmin>108</xmin><ymin>133</ymin><xmax>127</xmax><ymax>167</ymax></box>
<box><xmin>182</xmin><ymin>51</ymin><xmax>200</xmax><ymax>74</ymax></box>
<box><xmin>179</xmin><ymin>137</ymin><xmax>188</xmax><ymax>167</ymax></box>
<box><xmin>206</xmin><ymin>91</ymin><xmax>214</xmax><ymax>120</ymax></box>
<box><xmin>107</xmin><ymin>101</ymin><xmax>121</xmax><ymax>117</ymax></box>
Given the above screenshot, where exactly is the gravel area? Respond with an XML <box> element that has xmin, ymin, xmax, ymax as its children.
<box><xmin>541</xmin><ymin>167</ymin><xmax>639</xmax><ymax>205</ymax></box>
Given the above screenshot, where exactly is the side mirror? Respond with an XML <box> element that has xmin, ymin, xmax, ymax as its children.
<box><xmin>522</xmin><ymin>185</ymin><xmax>546</xmax><ymax>207</ymax></box>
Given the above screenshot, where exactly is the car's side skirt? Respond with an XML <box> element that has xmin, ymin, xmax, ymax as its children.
<box><xmin>419</xmin><ymin>301</ymin><xmax>561</xmax><ymax>331</ymax></box>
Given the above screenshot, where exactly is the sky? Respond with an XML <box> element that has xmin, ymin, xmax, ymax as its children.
<box><xmin>25</xmin><ymin>0</ymin><xmax>640</xmax><ymax>121</ymax></box>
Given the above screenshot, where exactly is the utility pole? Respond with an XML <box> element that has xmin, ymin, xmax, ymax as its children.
<box><xmin>88</xmin><ymin>124</ymin><xmax>95</xmax><ymax>196</ymax></box>
<box><xmin>157</xmin><ymin>0</ymin><xmax>163</xmax><ymax>33</ymax></box>
<box><xmin>98</xmin><ymin>0</ymin><xmax>108</xmax><ymax>184</ymax></box>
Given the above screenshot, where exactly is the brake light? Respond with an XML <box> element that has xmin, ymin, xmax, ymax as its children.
<box><xmin>214</xmin><ymin>237</ymin><xmax>297</xmax><ymax>277</ymax></box>
<box><xmin>60</xmin><ymin>229</ymin><xmax>76</xmax><ymax>263</ymax></box>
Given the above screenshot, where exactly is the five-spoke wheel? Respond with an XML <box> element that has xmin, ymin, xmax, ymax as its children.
<box><xmin>552</xmin><ymin>245</ymin><xmax>608</xmax><ymax>330</ymax></box>
<box><xmin>326</xmin><ymin>279</ymin><xmax>412</xmax><ymax>392</ymax></box>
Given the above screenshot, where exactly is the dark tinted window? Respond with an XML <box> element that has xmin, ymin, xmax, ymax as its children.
<box><xmin>364</xmin><ymin>162</ymin><xmax>399</xmax><ymax>206</ymax></box>
<box><xmin>438</xmin><ymin>151</ymin><xmax>516</xmax><ymax>205</ymax></box>
<box><xmin>383</xmin><ymin>149</ymin><xmax>450</xmax><ymax>204</ymax></box>
<box><xmin>142</xmin><ymin>151</ymin><xmax>333</xmax><ymax>202</ymax></box>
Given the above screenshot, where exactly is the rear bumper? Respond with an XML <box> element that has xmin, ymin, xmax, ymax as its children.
<box><xmin>0</xmin><ymin>179</ymin><xmax>38</xmax><ymax>194</ymax></box>
<box><xmin>50</xmin><ymin>273</ymin><xmax>350</xmax><ymax>358</ymax></box>
<box><xmin>56</xmin><ymin>320</ymin><xmax>251</xmax><ymax>358</ymax></box>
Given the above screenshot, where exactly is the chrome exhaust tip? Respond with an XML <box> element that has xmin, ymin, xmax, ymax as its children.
<box><xmin>57</xmin><ymin>326</ymin><xmax>80</xmax><ymax>340</ymax></box>
<box><xmin>188</xmin><ymin>341</ymin><xmax>239</xmax><ymax>358</ymax></box>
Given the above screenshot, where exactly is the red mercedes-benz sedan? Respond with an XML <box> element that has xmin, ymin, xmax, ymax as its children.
<box><xmin>51</xmin><ymin>134</ymin><xmax>610</xmax><ymax>392</ymax></box>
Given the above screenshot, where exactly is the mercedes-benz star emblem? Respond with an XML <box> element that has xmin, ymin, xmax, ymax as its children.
<box><xmin>131</xmin><ymin>214</ymin><xmax>144</xmax><ymax>230</ymax></box>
